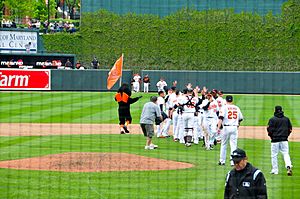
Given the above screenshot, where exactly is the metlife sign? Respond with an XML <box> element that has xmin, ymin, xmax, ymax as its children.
<box><xmin>0</xmin><ymin>30</ymin><xmax>38</xmax><ymax>53</ymax></box>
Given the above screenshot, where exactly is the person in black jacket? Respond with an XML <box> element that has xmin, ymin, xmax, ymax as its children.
<box><xmin>224</xmin><ymin>148</ymin><xmax>267</xmax><ymax>199</ymax></box>
<box><xmin>267</xmin><ymin>105</ymin><xmax>293</xmax><ymax>176</ymax></box>
<box><xmin>115</xmin><ymin>83</ymin><xmax>142</xmax><ymax>134</ymax></box>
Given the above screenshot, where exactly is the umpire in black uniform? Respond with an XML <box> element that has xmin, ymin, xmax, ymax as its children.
<box><xmin>224</xmin><ymin>148</ymin><xmax>267</xmax><ymax>199</ymax></box>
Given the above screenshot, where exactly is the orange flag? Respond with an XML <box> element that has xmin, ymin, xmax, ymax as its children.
<box><xmin>107</xmin><ymin>54</ymin><xmax>123</xmax><ymax>90</ymax></box>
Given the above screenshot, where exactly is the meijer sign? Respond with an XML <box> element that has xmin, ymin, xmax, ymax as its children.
<box><xmin>0</xmin><ymin>69</ymin><xmax>51</xmax><ymax>90</ymax></box>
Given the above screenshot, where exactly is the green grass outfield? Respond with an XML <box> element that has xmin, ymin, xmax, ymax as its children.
<box><xmin>0</xmin><ymin>92</ymin><xmax>300</xmax><ymax>198</ymax></box>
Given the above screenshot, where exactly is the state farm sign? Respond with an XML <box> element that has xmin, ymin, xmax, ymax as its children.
<box><xmin>0</xmin><ymin>69</ymin><xmax>51</xmax><ymax>90</ymax></box>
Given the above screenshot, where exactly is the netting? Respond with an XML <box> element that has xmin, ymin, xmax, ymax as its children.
<box><xmin>1</xmin><ymin>0</ymin><xmax>300</xmax><ymax>198</ymax></box>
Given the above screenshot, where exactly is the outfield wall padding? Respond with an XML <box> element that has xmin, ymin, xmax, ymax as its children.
<box><xmin>51</xmin><ymin>70</ymin><xmax>300</xmax><ymax>94</ymax></box>
<box><xmin>51</xmin><ymin>70</ymin><xmax>133</xmax><ymax>91</ymax></box>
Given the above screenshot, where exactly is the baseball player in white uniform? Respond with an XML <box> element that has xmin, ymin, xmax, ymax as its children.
<box><xmin>161</xmin><ymin>87</ymin><xmax>176</xmax><ymax>137</ymax></box>
<box><xmin>193</xmin><ymin>88</ymin><xmax>205</xmax><ymax>144</ymax></box>
<box><xmin>215</xmin><ymin>90</ymin><xmax>226</xmax><ymax>143</ymax></box>
<box><xmin>156</xmin><ymin>91</ymin><xmax>166</xmax><ymax>137</ymax></box>
<box><xmin>170</xmin><ymin>90</ymin><xmax>185</xmax><ymax>142</ymax></box>
<box><xmin>132</xmin><ymin>74</ymin><xmax>141</xmax><ymax>92</ymax></box>
<box><xmin>156</xmin><ymin>78</ymin><xmax>167</xmax><ymax>92</ymax></box>
<box><xmin>179</xmin><ymin>88</ymin><xmax>198</xmax><ymax>147</ymax></box>
<box><xmin>200</xmin><ymin>91</ymin><xmax>219</xmax><ymax>150</ymax></box>
<box><xmin>217</xmin><ymin>95</ymin><xmax>243</xmax><ymax>166</ymax></box>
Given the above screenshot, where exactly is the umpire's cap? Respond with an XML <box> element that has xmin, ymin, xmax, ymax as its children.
<box><xmin>231</xmin><ymin>148</ymin><xmax>246</xmax><ymax>163</ymax></box>
<box><xmin>226</xmin><ymin>95</ymin><xmax>233</xmax><ymax>102</ymax></box>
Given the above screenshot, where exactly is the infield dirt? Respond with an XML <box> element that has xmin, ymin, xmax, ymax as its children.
<box><xmin>0</xmin><ymin>123</ymin><xmax>299</xmax><ymax>142</ymax></box>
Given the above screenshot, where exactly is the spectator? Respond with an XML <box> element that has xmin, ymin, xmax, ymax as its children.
<box><xmin>65</xmin><ymin>59</ymin><xmax>73</xmax><ymax>69</ymax></box>
<box><xmin>75</xmin><ymin>61</ymin><xmax>85</xmax><ymax>70</ymax></box>
<box><xmin>11</xmin><ymin>20</ymin><xmax>17</xmax><ymax>28</ymax></box>
<box><xmin>91</xmin><ymin>57</ymin><xmax>99</xmax><ymax>69</ymax></box>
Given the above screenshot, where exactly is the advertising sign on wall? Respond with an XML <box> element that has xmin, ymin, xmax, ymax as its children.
<box><xmin>0</xmin><ymin>30</ymin><xmax>38</xmax><ymax>53</ymax></box>
<box><xmin>0</xmin><ymin>54</ymin><xmax>75</xmax><ymax>69</ymax></box>
<box><xmin>0</xmin><ymin>69</ymin><xmax>51</xmax><ymax>90</ymax></box>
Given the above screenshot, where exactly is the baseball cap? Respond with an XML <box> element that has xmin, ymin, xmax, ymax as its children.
<box><xmin>226</xmin><ymin>95</ymin><xmax>233</xmax><ymax>102</ymax></box>
<box><xmin>218</xmin><ymin>90</ymin><xmax>223</xmax><ymax>95</ymax></box>
<box><xmin>171</xmin><ymin>86</ymin><xmax>177</xmax><ymax>91</ymax></box>
<box><xmin>231</xmin><ymin>148</ymin><xmax>246</xmax><ymax>163</ymax></box>
<box><xmin>275</xmin><ymin>105</ymin><xmax>283</xmax><ymax>113</ymax></box>
<box><xmin>211</xmin><ymin>89</ymin><xmax>218</xmax><ymax>94</ymax></box>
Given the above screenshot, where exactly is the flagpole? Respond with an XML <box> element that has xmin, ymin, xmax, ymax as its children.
<box><xmin>119</xmin><ymin>53</ymin><xmax>123</xmax><ymax>87</ymax></box>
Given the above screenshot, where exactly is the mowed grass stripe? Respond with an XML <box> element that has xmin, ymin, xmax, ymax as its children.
<box><xmin>286</xmin><ymin>95</ymin><xmax>300</xmax><ymax>126</ymax></box>
<box><xmin>34</xmin><ymin>99</ymin><xmax>117</xmax><ymax>123</ymax></box>
<box><xmin>0</xmin><ymin>92</ymin><xmax>85</xmax><ymax>105</ymax></box>
<box><xmin>1</xmin><ymin>92</ymin><xmax>300</xmax><ymax>126</ymax></box>
<box><xmin>234</xmin><ymin>95</ymin><xmax>264</xmax><ymax>126</ymax></box>
<box><xmin>0</xmin><ymin>94</ymin><xmax>117</xmax><ymax>123</ymax></box>
<box><xmin>0</xmin><ymin>92</ymin><xmax>107</xmax><ymax>112</ymax></box>
<box><xmin>0</xmin><ymin>136</ymin><xmax>40</xmax><ymax>149</ymax></box>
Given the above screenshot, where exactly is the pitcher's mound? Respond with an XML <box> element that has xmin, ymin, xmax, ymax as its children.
<box><xmin>0</xmin><ymin>152</ymin><xmax>194</xmax><ymax>172</ymax></box>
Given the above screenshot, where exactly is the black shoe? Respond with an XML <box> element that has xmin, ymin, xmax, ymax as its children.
<box><xmin>218</xmin><ymin>162</ymin><xmax>225</xmax><ymax>166</ymax></box>
<box><xmin>287</xmin><ymin>166</ymin><xmax>292</xmax><ymax>176</ymax></box>
<box><xmin>123</xmin><ymin>126</ymin><xmax>130</xmax><ymax>133</ymax></box>
<box><xmin>120</xmin><ymin>131</ymin><xmax>125</xmax><ymax>134</ymax></box>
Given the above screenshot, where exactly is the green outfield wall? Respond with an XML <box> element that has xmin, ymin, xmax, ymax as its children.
<box><xmin>50</xmin><ymin>70</ymin><xmax>300</xmax><ymax>94</ymax></box>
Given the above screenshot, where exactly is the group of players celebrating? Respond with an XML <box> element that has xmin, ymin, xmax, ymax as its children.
<box><xmin>156</xmin><ymin>84</ymin><xmax>243</xmax><ymax>165</ymax></box>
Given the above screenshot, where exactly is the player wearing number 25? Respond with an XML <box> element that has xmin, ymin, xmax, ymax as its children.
<box><xmin>217</xmin><ymin>95</ymin><xmax>244</xmax><ymax>166</ymax></box>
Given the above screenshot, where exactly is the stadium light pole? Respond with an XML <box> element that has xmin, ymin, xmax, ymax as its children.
<box><xmin>46</xmin><ymin>0</ymin><xmax>50</xmax><ymax>33</ymax></box>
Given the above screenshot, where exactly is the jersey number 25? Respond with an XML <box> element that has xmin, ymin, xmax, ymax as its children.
<box><xmin>228</xmin><ymin>111</ymin><xmax>237</xmax><ymax>119</ymax></box>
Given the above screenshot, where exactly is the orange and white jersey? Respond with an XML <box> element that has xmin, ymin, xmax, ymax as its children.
<box><xmin>179</xmin><ymin>95</ymin><xmax>198</xmax><ymax>113</ymax></box>
<box><xmin>166</xmin><ymin>92</ymin><xmax>177</xmax><ymax>110</ymax></box>
<box><xmin>216</xmin><ymin>96</ymin><xmax>226</xmax><ymax>109</ymax></box>
<box><xmin>219</xmin><ymin>104</ymin><xmax>243</xmax><ymax>126</ymax></box>
<box><xmin>157</xmin><ymin>96</ymin><xmax>165</xmax><ymax>111</ymax></box>
<box><xmin>156</xmin><ymin>80</ymin><xmax>167</xmax><ymax>91</ymax></box>
<box><xmin>133</xmin><ymin>75</ymin><xmax>141</xmax><ymax>82</ymax></box>
<box><xmin>201</xmin><ymin>99</ymin><xmax>219</xmax><ymax>119</ymax></box>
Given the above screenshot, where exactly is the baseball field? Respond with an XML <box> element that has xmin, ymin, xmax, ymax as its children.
<box><xmin>0</xmin><ymin>91</ymin><xmax>299</xmax><ymax>198</ymax></box>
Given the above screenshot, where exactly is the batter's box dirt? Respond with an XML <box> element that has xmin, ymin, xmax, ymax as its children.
<box><xmin>0</xmin><ymin>152</ymin><xmax>194</xmax><ymax>172</ymax></box>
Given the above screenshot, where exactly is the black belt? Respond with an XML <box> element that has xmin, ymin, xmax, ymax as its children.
<box><xmin>224</xmin><ymin>124</ymin><xmax>237</xmax><ymax>126</ymax></box>
<box><xmin>207</xmin><ymin>117</ymin><xmax>214</xmax><ymax>118</ymax></box>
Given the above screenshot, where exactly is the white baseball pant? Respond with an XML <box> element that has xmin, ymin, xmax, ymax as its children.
<box><xmin>219</xmin><ymin>126</ymin><xmax>238</xmax><ymax>165</ymax></box>
<box><xmin>271</xmin><ymin>141</ymin><xmax>292</xmax><ymax>173</ymax></box>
